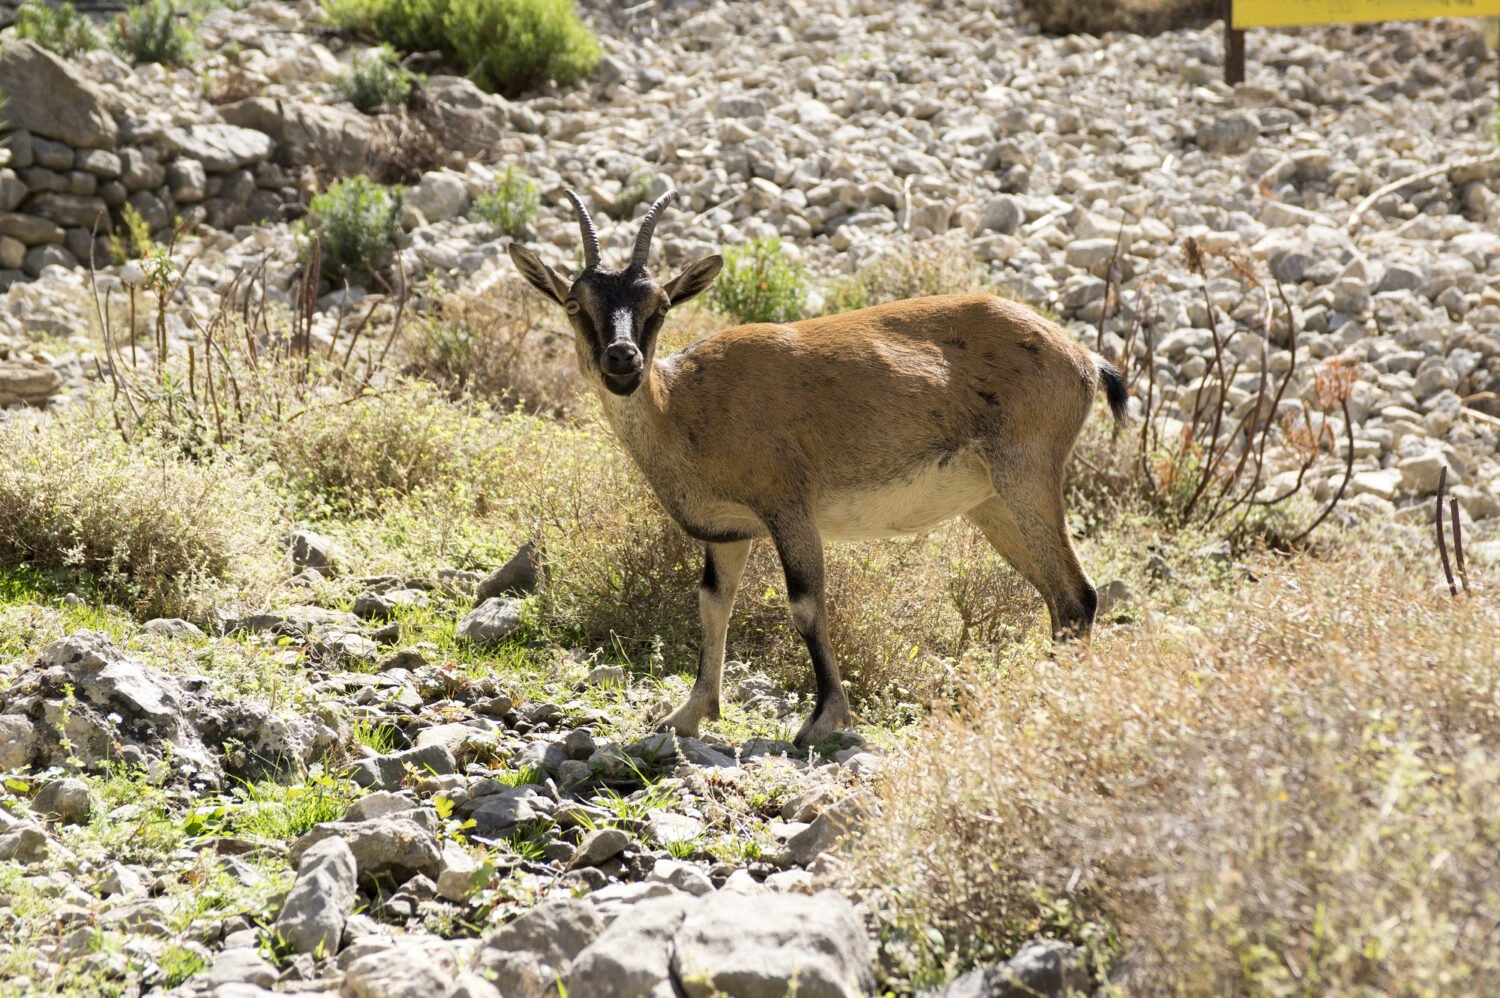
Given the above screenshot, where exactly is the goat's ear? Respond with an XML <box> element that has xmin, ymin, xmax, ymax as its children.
<box><xmin>508</xmin><ymin>244</ymin><xmax>571</xmax><ymax>305</ymax></box>
<box><xmin>662</xmin><ymin>255</ymin><xmax>722</xmax><ymax>307</ymax></box>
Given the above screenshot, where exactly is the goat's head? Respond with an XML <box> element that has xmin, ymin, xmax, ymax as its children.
<box><xmin>508</xmin><ymin>189</ymin><xmax>722</xmax><ymax>397</ymax></box>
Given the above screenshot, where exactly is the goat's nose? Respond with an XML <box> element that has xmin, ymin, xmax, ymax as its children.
<box><xmin>603</xmin><ymin>342</ymin><xmax>642</xmax><ymax>374</ymax></box>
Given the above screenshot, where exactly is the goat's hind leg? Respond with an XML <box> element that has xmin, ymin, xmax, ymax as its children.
<box><xmin>965</xmin><ymin>484</ymin><xmax>1096</xmax><ymax>641</ymax></box>
<box><xmin>767</xmin><ymin>513</ymin><xmax>853</xmax><ymax>747</ymax></box>
<box><xmin>659</xmin><ymin>539</ymin><xmax>751</xmax><ymax>737</ymax></box>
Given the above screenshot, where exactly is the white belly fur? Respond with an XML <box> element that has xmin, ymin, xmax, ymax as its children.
<box><xmin>817</xmin><ymin>451</ymin><xmax>995</xmax><ymax>541</ymax></box>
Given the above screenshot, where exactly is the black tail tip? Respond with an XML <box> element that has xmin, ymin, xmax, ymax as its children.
<box><xmin>1098</xmin><ymin>360</ymin><xmax>1127</xmax><ymax>423</ymax></box>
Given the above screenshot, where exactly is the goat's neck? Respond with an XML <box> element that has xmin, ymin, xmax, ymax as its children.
<box><xmin>597</xmin><ymin>361</ymin><xmax>679</xmax><ymax>471</ymax></box>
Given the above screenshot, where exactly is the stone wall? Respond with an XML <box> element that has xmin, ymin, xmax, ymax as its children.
<box><xmin>0</xmin><ymin>40</ymin><xmax>314</xmax><ymax>287</ymax></box>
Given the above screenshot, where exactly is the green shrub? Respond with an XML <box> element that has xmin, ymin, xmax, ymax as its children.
<box><xmin>709</xmin><ymin>237</ymin><xmax>808</xmax><ymax>325</ymax></box>
<box><xmin>13</xmin><ymin>0</ymin><xmax>102</xmax><ymax>57</ymax></box>
<box><xmin>473</xmin><ymin>163</ymin><xmax>539</xmax><ymax>236</ymax></box>
<box><xmin>261</xmin><ymin>382</ymin><xmax>511</xmax><ymax>513</ymax></box>
<box><xmin>300</xmin><ymin>177</ymin><xmax>403</xmax><ymax>284</ymax></box>
<box><xmin>0</xmin><ymin>407</ymin><xmax>280</xmax><ymax>619</ymax></box>
<box><xmin>114</xmin><ymin>0</ymin><xmax>197</xmax><ymax>66</ymax></box>
<box><xmin>824</xmin><ymin>237</ymin><xmax>989</xmax><ymax>313</ymax></box>
<box><xmin>323</xmin><ymin>0</ymin><xmax>600</xmax><ymax>96</ymax></box>
<box><xmin>336</xmin><ymin>45</ymin><xmax>417</xmax><ymax>114</ymax></box>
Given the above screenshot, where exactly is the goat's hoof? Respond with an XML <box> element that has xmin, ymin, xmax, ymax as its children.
<box><xmin>792</xmin><ymin>703</ymin><xmax>854</xmax><ymax>749</ymax></box>
<box><xmin>655</xmin><ymin>706</ymin><xmax>703</xmax><ymax>739</ymax></box>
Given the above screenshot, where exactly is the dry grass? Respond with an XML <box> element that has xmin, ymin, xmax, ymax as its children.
<box><xmin>824</xmin><ymin>236</ymin><xmax>990</xmax><ymax>314</ymax></box>
<box><xmin>402</xmin><ymin>276</ymin><xmax>579</xmax><ymax>416</ymax></box>
<box><xmin>849</xmin><ymin>523</ymin><xmax>1500</xmax><ymax>994</ymax></box>
<box><xmin>0</xmin><ymin>404</ymin><xmax>282</xmax><ymax>619</ymax></box>
<box><xmin>1017</xmin><ymin>0</ymin><xmax>1219</xmax><ymax>36</ymax></box>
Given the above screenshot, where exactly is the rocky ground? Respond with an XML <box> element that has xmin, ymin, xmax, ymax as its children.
<box><xmin>1</xmin><ymin>0</ymin><xmax>1499</xmax><ymax>995</ymax></box>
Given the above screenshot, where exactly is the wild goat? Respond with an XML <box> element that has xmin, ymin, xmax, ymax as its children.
<box><xmin>509</xmin><ymin>190</ymin><xmax>1126</xmax><ymax>746</ymax></box>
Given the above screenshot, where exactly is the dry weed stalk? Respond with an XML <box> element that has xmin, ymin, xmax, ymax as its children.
<box><xmin>89</xmin><ymin>234</ymin><xmax>411</xmax><ymax>448</ymax></box>
<box><xmin>1110</xmin><ymin>237</ymin><xmax>1354</xmax><ymax>547</ymax></box>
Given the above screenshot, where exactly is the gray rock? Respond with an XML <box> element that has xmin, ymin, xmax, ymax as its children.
<box><xmin>0</xmin><ymin>358</ymin><xmax>63</xmax><ymax>406</ymax></box>
<box><xmin>207</xmin><ymin>946</ymin><xmax>279</xmax><ymax>989</ymax></box>
<box><xmin>23</xmin><ymin>192</ymin><xmax>108</xmax><ymax>229</ymax></box>
<box><xmin>435</xmin><ymin>840</ymin><xmax>482</xmax><ymax>902</ymax></box>
<box><xmin>167</xmin><ymin>159</ymin><xmax>207</xmax><ymax>203</ymax></box>
<box><xmin>569</xmin><ymin>827</ymin><xmax>630</xmax><ymax>869</ymax></box>
<box><xmin>30</xmin><ymin>778</ymin><xmax>91</xmax><ymax>825</ymax></box>
<box><xmin>2</xmin><ymin>131</ymin><xmax>34</xmax><ymax>170</ymax></box>
<box><xmin>1064</xmin><ymin>238</ymin><xmax>1118</xmax><ymax>274</ymax></box>
<box><xmin>471</xmin><ymin>899</ymin><xmax>605</xmax><ymax>997</ymax></box>
<box><xmin>584</xmin><ymin>665</ymin><xmax>626</xmax><ymax>688</ymax></box>
<box><xmin>344</xmin><ymin>790</ymin><xmax>417</xmax><ymax>823</ymax></box>
<box><xmin>341</xmin><ymin>937</ymin><xmax>460</xmax><ymax>998</ymax></box>
<box><xmin>138</xmin><ymin>618</ymin><xmax>206</xmax><ymax>640</ymax></box>
<box><xmin>715</xmin><ymin>94</ymin><xmax>769</xmax><ymax>118</ymax></box>
<box><xmin>12</xmin><ymin>630</ymin><xmax>220</xmax><ymax>783</ymax></box>
<box><xmin>0</xmin><ymin>716</ymin><xmax>34</xmax><ymax>769</ymax></box>
<box><xmin>23</xmin><ymin>243</ymin><xmax>76</xmax><ymax>276</ymax></box>
<box><xmin>290</xmin><ymin>816</ymin><xmax>441</xmax><ymax>890</ymax></box>
<box><xmin>671</xmin><ymin>890</ymin><xmax>874</xmax><ymax>998</ymax></box>
<box><xmin>98</xmin><ymin>862</ymin><xmax>147</xmax><ymax>897</ymax></box>
<box><xmin>274</xmin><ymin>837</ymin><xmax>358</xmax><ymax>956</ymax></box>
<box><xmin>0</xmin><ymin>212</ymin><xmax>65</xmax><ymax>246</ymax></box>
<box><xmin>647</xmin><ymin>858</ymin><xmax>715</xmax><ymax>896</ymax></box>
<box><xmin>0</xmin><ymin>42</ymin><xmax>118</xmax><ymax>148</ymax></box>
<box><xmin>29</xmin><ymin>136</ymin><xmax>73</xmax><ymax>171</ymax></box>
<box><xmin>1379</xmin><ymin>264</ymin><xmax>1425</xmax><ymax>293</ymax></box>
<box><xmin>74</xmin><ymin>148</ymin><xmax>121</xmax><ymax>178</ymax></box>
<box><xmin>219</xmin><ymin>98</ymin><xmax>373</xmax><ymax>176</ymax></box>
<box><xmin>564</xmin><ymin>894</ymin><xmax>696</xmax><ymax>997</ymax></box>
<box><xmin>0</xmin><ymin>823</ymin><xmax>49</xmax><ymax>863</ymax></box>
<box><xmin>978</xmin><ymin>195</ymin><xmax>1023</xmax><ymax>234</ymax></box>
<box><xmin>234</xmin><ymin>605</ymin><xmax>361</xmax><ymax>638</ymax></box>
<box><xmin>476</xmin><ymin>542</ymin><xmax>543</xmax><ymax>601</ymax></box>
<box><xmin>0</xmin><ymin>235</ymin><xmax>22</xmax><ymax>270</ymax></box>
<box><xmin>350</xmin><ymin>744</ymin><xmax>458</xmax><ymax>790</ymax></box>
<box><xmin>1397</xmin><ymin>452</ymin><xmax>1446</xmax><ymax>495</ymax></box>
<box><xmin>1095</xmin><ymin>579</ymin><xmax>1131</xmax><ymax>618</ymax></box>
<box><xmin>934</xmin><ymin>939</ymin><xmax>1090</xmax><ymax>997</ymax></box>
<box><xmin>449</xmin><ymin>973</ymin><xmax>503</xmax><ymax>998</ymax></box>
<box><xmin>778</xmin><ymin>794</ymin><xmax>871</xmax><ymax>867</ymax></box>
<box><xmin>422</xmin><ymin>76</ymin><xmax>509</xmax><ymax>156</ymax></box>
<box><xmin>0</xmin><ymin>170</ymin><xmax>25</xmax><ymax>212</ymax></box>
<box><xmin>1195</xmin><ymin>111</ymin><xmax>1260</xmax><ymax>155</ymax></box>
<box><xmin>353</xmin><ymin>588</ymin><xmax>427</xmax><ymax>620</ymax></box>
<box><xmin>118</xmin><ymin>148</ymin><xmax>165</xmax><ymax>192</ymax></box>
<box><xmin>409</xmin><ymin>171</ymin><xmax>469</xmax><ymax>224</ymax></box>
<box><xmin>456</xmin><ymin>598</ymin><xmax>524</xmax><ymax>646</ymax></box>
<box><xmin>161</xmin><ymin>124</ymin><xmax>275</xmax><ymax>173</ymax></box>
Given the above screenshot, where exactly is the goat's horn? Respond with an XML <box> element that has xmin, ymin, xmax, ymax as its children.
<box><xmin>631</xmin><ymin>189</ymin><xmax>677</xmax><ymax>269</ymax></box>
<box><xmin>563</xmin><ymin>189</ymin><xmax>600</xmax><ymax>270</ymax></box>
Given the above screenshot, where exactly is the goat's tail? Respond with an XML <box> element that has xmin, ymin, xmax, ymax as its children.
<box><xmin>1097</xmin><ymin>357</ymin><xmax>1127</xmax><ymax>424</ymax></box>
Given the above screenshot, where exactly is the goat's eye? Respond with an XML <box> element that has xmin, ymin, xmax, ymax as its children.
<box><xmin>565</xmin><ymin>300</ymin><xmax>580</xmax><ymax>315</ymax></box>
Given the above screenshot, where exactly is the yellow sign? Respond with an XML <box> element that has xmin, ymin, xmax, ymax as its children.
<box><xmin>1233</xmin><ymin>0</ymin><xmax>1500</xmax><ymax>27</ymax></box>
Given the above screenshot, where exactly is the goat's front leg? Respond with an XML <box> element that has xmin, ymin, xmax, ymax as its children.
<box><xmin>768</xmin><ymin>514</ymin><xmax>853</xmax><ymax>747</ymax></box>
<box><xmin>659</xmin><ymin>539</ymin><xmax>751</xmax><ymax>737</ymax></box>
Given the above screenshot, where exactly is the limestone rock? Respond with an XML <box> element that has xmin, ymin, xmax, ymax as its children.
<box><xmin>456</xmin><ymin>598</ymin><xmax>524</xmax><ymax>646</ymax></box>
<box><xmin>0</xmin><ymin>42</ymin><xmax>117</xmax><ymax>149</ymax></box>
<box><xmin>274</xmin><ymin>837</ymin><xmax>358</xmax><ymax>955</ymax></box>
<box><xmin>0</xmin><ymin>359</ymin><xmax>63</xmax><ymax>406</ymax></box>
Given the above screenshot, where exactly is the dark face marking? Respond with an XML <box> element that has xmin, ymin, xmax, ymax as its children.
<box><xmin>565</xmin><ymin>267</ymin><xmax>670</xmax><ymax>397</ymax></box>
